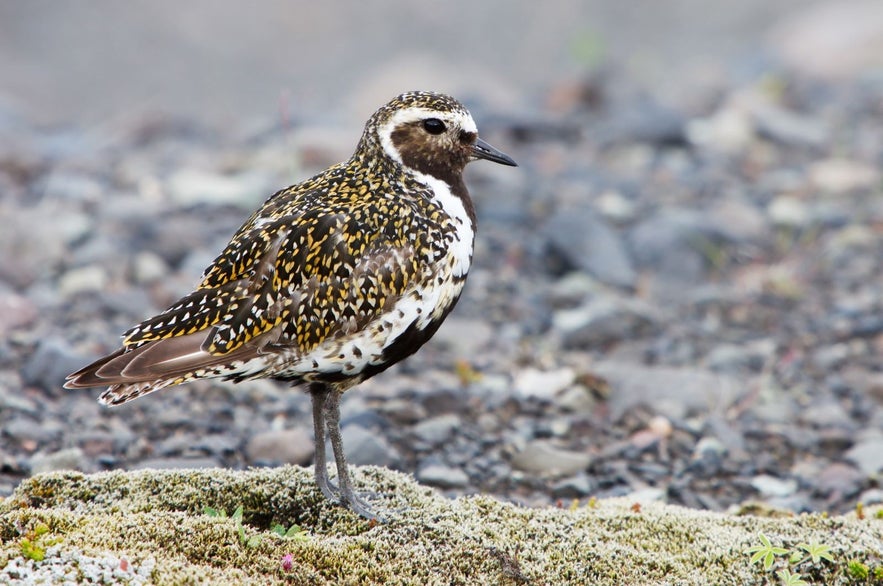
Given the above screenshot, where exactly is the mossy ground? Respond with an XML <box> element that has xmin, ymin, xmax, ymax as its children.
<box><xmin>0</xmin><ymin>466</ymin><xmax>881</xmax><ymax>585</ymax></box>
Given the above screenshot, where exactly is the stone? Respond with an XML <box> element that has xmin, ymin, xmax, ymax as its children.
<box><xmin>845</xmin><ymin>437</ymin><xmax>883</xmax><ymax>476</ymax></box>
<box><xmin>0</xmin><ymin>293</ymin><xmax>38</xmax><ymax>335</ymax></box>
<box><xmin>542</xmin><ymin>207</ymin><xmax>636</xmax><ymax>288</ymax></box>
<box><xmin>751</xmin><ymin>474</ymin><xmax>798</xmax><ymax>498</ymax></box>
<box><xmin>342</xmin><ymin>425</ymin><xmax>399</xmax><ymax>468</ymax></box>
<box><xmin>412</xmin><ymin>414</ymin><xmax>460</xmax><ymax>446</ymax></box>
<box><xmin>511</xmin><ymin>441</ymin><xmax>592</xmax><ymax>477</ymax></box>
<box><xmin>166</xmin><ymin>168</ymin><xmax>272</xmax><ymax>208</ymax></box>
<box><xmin>594</xmin><ymin>361</ymin><xmax>740</xmax><ymax>421</ymax></box>
<box><xmin>245</xmin><ymin>428</ymin><xmax>314</xmax><ymax>466</ymax></box>
<box><xmin>21</xmin><ymin>338</ymin><xmax>88</xmax><ymax>394</ymax></box>
<box><xmin>514</xmin><ymin>367</ymin><xmax>576</xmax><ymax>400</ymax></box>
<box><xmin>416</xmin><ymin>463</ymin><xmax>470</xmax><ymax>489</ymax></box>
<box><xmin>551</xmin><ymin>472</ymin><xmax>596</xmax><ymax>498</ymax></box>
<box><xmin>809</xmin><ymin>158</ymin><xmax>880</xmax><ymax>194</ymax></box>
<box><xmin>553</xmin><ymin>297</ymin><xmax>657</xmax><ymax>348</ymax></box>
<box><xmin>58</xmin><ymin>265</ymin><xmax>108</xmax><ymax>297</ymax></box>
<box><xmin>28</xmin><ymin>447</ymin><xmax>86</xmax><ymax>474</ymax></box>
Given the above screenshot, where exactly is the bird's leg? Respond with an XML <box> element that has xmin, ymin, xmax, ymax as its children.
<box><xmin>323</xmin><ymin>389</ymin><xmax>381</xmax><ymax>521</ymax></box>
<box><xmin>309</xmin><ymin>383</ymin><xmax>337</xmax><ymax>502</ymax></box>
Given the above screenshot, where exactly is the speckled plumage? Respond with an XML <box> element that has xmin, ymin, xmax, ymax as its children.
<box><xmin>66</xmin><ymin>90</ymin><xmax>517</xmax><ymax>519</ymax></box>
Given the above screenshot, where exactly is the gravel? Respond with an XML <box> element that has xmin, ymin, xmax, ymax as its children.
<box><xmin>2</xmin><ymin>57</ymin><xmax>883</xmax><ymax>521</ymax></box>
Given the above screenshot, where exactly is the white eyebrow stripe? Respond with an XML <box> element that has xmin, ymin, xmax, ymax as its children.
<box><xmin>377</xmin><ymin>107</ymin><xmax>478</xmax><ymax>164</ymax></box>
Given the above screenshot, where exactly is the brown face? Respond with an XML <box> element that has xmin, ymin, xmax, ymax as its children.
<box><xmin>389</xmin><ymin>116</ymin><xmax>477</xmax><ymax>185</ymax></box>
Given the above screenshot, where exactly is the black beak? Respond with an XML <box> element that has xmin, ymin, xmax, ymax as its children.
<box><xmin>472</xmin><ymin>137</ymin><xmax>517</xmax><ymax>167</ymax></box>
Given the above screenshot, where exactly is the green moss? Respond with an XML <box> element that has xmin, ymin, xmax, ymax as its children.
<box><xmin>0</xmin><ymin>467</ymin><xmax>882</xmax><ymax>585</ymax></box>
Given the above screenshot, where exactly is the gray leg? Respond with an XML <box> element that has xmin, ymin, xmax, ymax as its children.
<box><xmin>324</xmin><ymin>390</ymin><xmax>380</xmax><ymax>521</ymax></box>
<box><xmin>309</xmin><ymin>384</ymin><xmax>336</xmax><ymax>502</ymax></box>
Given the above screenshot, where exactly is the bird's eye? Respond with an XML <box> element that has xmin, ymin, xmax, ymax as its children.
<box><xmin>422</xmin><ymin>118</ymin><xmax>446</xmax><ymax>135</ymax></box>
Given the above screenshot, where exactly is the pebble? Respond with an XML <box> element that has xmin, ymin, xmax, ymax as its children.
<box><xmin>511</xmin><ymin>441</ymin><xmax>592</xmax><ymax>477</ymax></box>
<box><xmin>0</xmin><ymin>293</ymin><xmax>38</xmax><ymax>335</ymax></box>
<box><xmin>553</xmin><ymin>297</ymin><xmax>657</xmax><ymax>348</ymax></box>
<box><xmin>513</xmin><ymin>367</ymin><xmax>576</xmax><ymax>400</ymax></box>
<box><xmin>844</xmin><ymin>437</ymin><xmax>883</xmax><ymax>476</ymax></box>
<box><xmin>543</xmin><ymin>206</ymin><xmax>636</xmax><ymax>288</ymax></box>
<box><xmin>166</xmin><ymin>168</ymin><xmax>272</xmax><ymax>208</ymax></box>
<box><xmin>21</xmin><ymin>338</ymin><xmax>92</xmax><ymax>394</ymax></box>
<box><xmin>29</xmin><ymin>448</ymin><xmax>86</xmax><ymax>474</ymax></box>
<box><xmin>58</xmin><ymin>265</ymin><xmax>109</xmax><ymax>297</ymax></box>
<box><xmin>809</xmin><ymin>158</ymin><xmax>879</xmax><ymax>194</ymax></box>
<box><xmin>411</xmin><ymin>414</ymin><xmax>461</xmax><ymax>446</ymax></box>
<box><xmin>342</xmin><ymin>424</ymin><xmax>400</xmax><ymax>468</ymax></box>
<box><xmin>245</xmin><ymin>428</ymin><xmax>314</xmax><ymax>466</ymax></box>
<box><xmin>751</xmin><ymin>474</ymin><xmax>798</xmax><ymax>498</ymax></box>
<box><xmin>416</xmin><ymin>463</ymin><xmax>470</xmax><ymax>489</ymax></box>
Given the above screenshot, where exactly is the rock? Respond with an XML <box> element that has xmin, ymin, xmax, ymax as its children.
<box><xmin>416</xmin><ymin>463</ymin><xmax>470</xmax><ymax>489</ymax></box>
<box><xmin>809</xmin><ymin>158</ymin><xmax>880</xmax><ymax>194</ymax></box>
<box><xmin>29</xmin><ymin>447</ymin><xmax>86</xmax><ymax>474</ymax></box>
<box><xmin>686</xmin><ymin>107</ymin><xmax>754</xmax><ymax>154</ymax></box>
<box><xmin>514</xmin><ymin>367</ymin><xmax>576</xmax><ymax>400</ymax></box>
<box><xmin>845</xmin><ymin>436</ymin><xmax>883</xmax><ymax>476</ymax></box>
<box><xmin>412</xmin><ymin>414</ymin><xmax>460</xmax><ymax>446</ymax></box>
<box><xmin>771</xmin><ymin>0</ymin><xmax>883</xmax><ymax>80</ymax></box>
<box><xmin>428</xmin><ymin>317</ymin><xmax>493</xmax><ymax>356</ymax></box>
<box><xmin>131</xmin><ymin>251</ymin><xmax>169</xmax><ymax>284</ymax></box>
<box><xmin>594</xmin><ymin>190</ymin><xmax>637</xmax><ymax>224</ymax></box>
<box><xmin>628</xmin><ymin>209</ymin><xmax>707</xmax><ymax>294</ymax></box>
<box><xmin>21</xmin><ymin>338</ymin><xmax>88</xmax><ymax>394</ymax></box>
<box><xmin>542</xmin><ymin>207</ymin><xmax>636</xmax><ymax>288</ymax></box>
<box><xmin>245</xmin><ymin>428</ymin><xmax>314</xmax><ymax>466</ymax></box>
<box><xmin>553</xmin><ymin>297</ymin><xmax>658</xmax><ymax>349</ymax></box>
<box><xmin>0</xmin><ymin>293</ymin><xmax>38</xmax><ymax>335</ymax></box>
<box><xmin>166</xmin><ymin>168</ymin><xmax>272</xmax><ymax>208</ymax></box>
<box><xmin>551</xmin><ymin>472</ymin><xmax>596</xmax><ymax>498</ymax></box>
<box><xmin>753</xmin><ymin>105</ymin><xmax>828</xmax><ymax>148</ymax></box>
<box><xmin>751</xmin><ymin>474</ymin><xmax>798</xmax><ymax>498</ymax></box>
<box><xmin>768</xmin><ymin>196</ymin><xmax>812</xmax><ymax>229</ymax></box>
<box><xmin>511</xmin><ymin>441</ymin><xmax>592</xmax><ymax>477</ymax></box>
<box><xmin>594</xmin><ymin>362</ymin><xmax>740</xmax><ymax>421</ymax></box>
<box><xmin>342</xmin><ymin>425</ymin><xmax>399</xmax><ymax>468</ymax></box>
<box><xmin>815</xmin><ymin>463</ymin><xmax>863</xmax><ymax>498</ymax></box>
<box><xmin>58</xmin><ymin>265</ymin><xmax>108</xmax><ymax>297</ymax></box>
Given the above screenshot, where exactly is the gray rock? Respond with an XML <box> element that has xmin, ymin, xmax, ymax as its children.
<box><xmin>751</xmin><ymin>474</ymin><xmax>798</xmax><ymax>498</ymax></box>
<box><xmin>0</xmin><ymin>293</ymin><xmax>39</xmax><ymax>336</ymax></box>
<box><xmin>543</xmin><ymin>207</ymin><xmax>636</xmax><ymax>288</ymax></box>
<box><xmin>514</xmin><ymin>367</ymin><xmax>576</xmax><ymax>400</ymax></box>
<box><xmin>58</xmin><ymin>265</ymin><xmax>108</xmax><ymax>297</ymax></box>
<box><xmin>245</xmin><ymin>428</ymin><xmax>313</xmax><ymax>466</ymax></box>
<box><xmin>845</xmin><ymin>436</ymin><xmax>883</xmax><ymax>476</ymax></box>
<box><xmin>21</xmin><ymin>338</ymin><xmax>92</xmax><ymax>394</ymax></box>
<box><xmin>416</xmin><ymin>463</ymin><xmax>470</xmax><ymax>489</ymax></box>
<box><xmin>595</xmin><ymin>361</ymin><xmax>740</xmax><ymax>421</ymax></box>
<box><xmin>167</xmin><ymin>168</ymin><xmax>272</xmax><ymax>208</ymax></box>
<box><xmin>342</xmin><ymin>424</ymin><xmax>399</xmax><ymax>468</ymax></box>
<box><xmin>412</xmin><ymin>414</ymin><xmax>460</xmax><ymax>446</ymax></box>
<box><xmin>428</xmin><ymin>317</ymin><xmax>493</xmax><ymax>356</ymax></box>
<box><xmin>551</xmin><ymin>472</ymin><xmax>596</xmax><ymax>498</ymax></box>
<box><xmin>29</xmin><ymin>447</ymin><xmax>86</xmax><ymax>474</ymax></box>
<box><xmin>815</xmin><ymin>462</ymin><xmax>863</xmax><ymax>498</ymax></box>
<box><xmin>753</xmin><ymin>105</ymin><xmax>828</xmax><ymax>148</ymax></box>
<box><xmin>511</xmin><ymin>441</ymin><xmax>592</xmax><ymax>477</ymax></box>
<box><xmin>553</xmin><ymin>297</ymin><xmax>658</xmax><ymax>348</ymax></box>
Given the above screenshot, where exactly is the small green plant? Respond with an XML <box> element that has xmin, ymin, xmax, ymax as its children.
<box><xmin>776</xmin><ymin>569</ymin><xmax>808</xmax><ymax>586</ymax></box>
<box><xmin>847</xmin><ymin>560</ymin><xmax>869</xmax><ymax>580</ymax></box>
<box><xmin>204</xmin><ymin>505</ymin><xmax>261</xmax><ymax>548</ymax></box>
<box><xmin>18</xmin><ymin>522</ymin><xmax>59</xmax><ymax>562</ymax></box>
<box><xmin>746</xmin><ymin>533</ymin><xmax>842</xmax><ymax>585</ymax></box>
<box><xmin>204</xmin><ymin>505</ymin><xmax>309</xmax><ymax>547</ymax></box>
<box><xmin>747</xmin><ymin>533</ymin><xmax>789</xmax><ymax>571</ymax></box>
<box><xmin>270</xmin><ymin>522</ymin><xmax>309</xmax><ymax>542</ymax></box>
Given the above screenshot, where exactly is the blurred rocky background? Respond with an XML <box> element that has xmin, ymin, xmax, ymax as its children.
<box><xmin>2</xmin><ymin>0</ymin><xmax>883</xmax><ymax>515</ymax></box>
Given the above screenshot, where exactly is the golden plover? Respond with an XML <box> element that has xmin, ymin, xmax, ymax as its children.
<box><xmin>65</xmin><ymin>90</ymin><xmax>517</xmax><ymax>519</ymax></box>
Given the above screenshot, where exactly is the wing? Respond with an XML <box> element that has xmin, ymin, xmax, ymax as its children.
<box><xmin>118</xmin><ymin>201</ymin><xmax>423</xmax><ymax>359</ymax></box>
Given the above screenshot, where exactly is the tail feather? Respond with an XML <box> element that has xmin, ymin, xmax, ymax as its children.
<box><xmin>64</xmin><ymin>331</ymin><xmax>266</xmax><ymax>405</ymax></box>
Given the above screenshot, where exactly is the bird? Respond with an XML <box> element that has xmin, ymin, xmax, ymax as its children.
<box><xmin>65</xmin><ymin>90</ymin><xmax>517</xmax><ymax>520</ymax></box>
